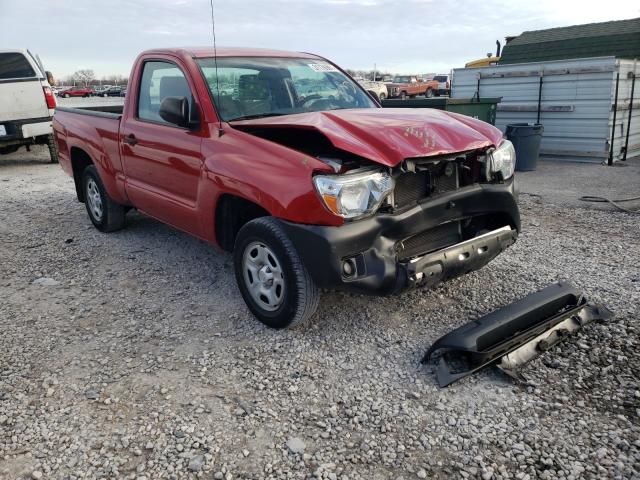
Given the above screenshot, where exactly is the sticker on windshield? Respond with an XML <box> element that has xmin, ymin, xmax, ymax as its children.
<box><xmin>308</xmin><ymin>63</ymin><xmax>339</xmax><ymax>73</ymax></box>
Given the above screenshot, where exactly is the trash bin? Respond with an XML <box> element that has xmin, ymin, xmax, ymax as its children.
<box><xmin>381</xmin><ymin>97</ymin><xmax>501</xmax><ymax>125</ymax></box>
<box><xmin>506</xmin><ymin>123</ymin><xmax>544</xmax><ymax>172</ymax></box>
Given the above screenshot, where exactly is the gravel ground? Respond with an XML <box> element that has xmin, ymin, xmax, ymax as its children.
<box><xmin>55</xmin><ymin>97</ymin><xmax>125</xmax><ymax>109</ymax></box>
<box><xmin>1</xmin><ymin>147</ymin><xmax>639</xmax><ymax>480</ymax></box>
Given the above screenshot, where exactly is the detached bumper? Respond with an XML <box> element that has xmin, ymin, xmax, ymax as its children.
<box><xmin>281</xmin><ymin>180</ymin><xmax>520</xmax><ymax>295</ymax></box>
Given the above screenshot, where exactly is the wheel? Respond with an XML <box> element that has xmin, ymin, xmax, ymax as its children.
<box><xmin>379</xmin><ymin>92</ymin><xmax>386</xmax><ymax>101</ymax></box>
<box><xmin>103</xmin><ymin>93</ymin><xmax>107</xmax><ymax>97</ymax></box>
<box><xmin>399</xmin><ymin>91</ymin><xmax>407</xmax><ymax>100</ymax></box>
<box><xmin>81</xmin><ymin>165</ymin><xmax>126</xmax><ymax>232</ymax></box>
<box><xmin>46</xmin><ymin>134</ymin><xmax>58</xmax><ymax>163</ymax></box>
<box><xmin>63</xmin><ymin>93</ymin><xmax>69</xmax><ymax>98</ymax></box>
<box><xmin>425</xmin><ymin>88</ymin><xmax>434</xmax><ymax>98</ymax></box>
<box><xmin>233</xmin><ymin>217</ymin><xmax>320</xmax><ymax>329</ymax></box>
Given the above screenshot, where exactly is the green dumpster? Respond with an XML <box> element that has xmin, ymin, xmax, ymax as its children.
<box><xmin>381</xmin><ymin>97</ymin><xmax>501</xmax><ymax>125</ymax></box>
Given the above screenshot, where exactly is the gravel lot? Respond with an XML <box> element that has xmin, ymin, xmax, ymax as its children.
<box><xmin>1</xmin><ymin>147</ymin><xmax>639</xmax><ymax>480</ymax></box>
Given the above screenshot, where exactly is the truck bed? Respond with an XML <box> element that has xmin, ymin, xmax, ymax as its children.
<box><xmin>53</xmin><ymin>105</ymin><xmax>125</xmax><ymax>183</ymax></box>
<box><xmin>55</xmin><ymin>104</ymin><xmax>123</xmax><ymax>119</ymax></box>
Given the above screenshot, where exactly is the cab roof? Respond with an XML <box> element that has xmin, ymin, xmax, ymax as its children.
<box><xmin>141</xmin><ymin>46</ymin><xmax>322</xmax><ymax>59</ymax></box>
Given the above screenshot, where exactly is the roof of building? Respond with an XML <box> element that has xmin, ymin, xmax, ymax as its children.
<box><xmin>499</xmin><ymin>17</ymin><xmax>640</xmax><ymax>64</ymax></box>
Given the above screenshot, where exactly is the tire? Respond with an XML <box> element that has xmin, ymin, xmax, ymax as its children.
<box><xmin>81</xmin><ymin>165</ymin><xmax>126</xmax><ymax>232</ymax></box>
<box><xmin>379</xmin><ymin>92</ymin><xmax>386</xmax><ymax>101</ymax></box>
<box><xmin>63</xmin><ymin>93</ymin><xmax>69</xmax><ymax>98</ymax></box>
<box><xmin>399</xmin><ymin>91</ymin><xmax>407</xmax><ymax>100</ymax></box>
<box><xmin>425</xmin><ymin>88</ymin><xmax>434</xmax><ymax>98</ymax></box>
<box><xmin>103</xmin><ymin>93</ymin><xmax>107</xmax><ymax>97</ymax></box>
<box><xmin>46</xmin><ymin>134</ymin><xmax>59</xmax><ymax>163</ymax></box>
<box><xmin>233</xmin><ymin>217</ymin><xmax>320</xmax><ymax>329</ymax></box>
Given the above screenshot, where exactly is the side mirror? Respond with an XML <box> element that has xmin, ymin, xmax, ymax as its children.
<box><xmin>45</xmin><ymin>70</ymin><xmax>55</xmax><ymax>85</ymax></box>
<box><xmin>159</xmin><ymin>96</ymin><xmax>190</xmax><ymax>128</ymax></box>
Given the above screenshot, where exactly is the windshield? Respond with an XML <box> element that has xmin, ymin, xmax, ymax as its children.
<box><xmin>197</xmin><ymin>57</ymin><xmax>376</xmax><ymax>121</ymax></box>
<box><xmin>392</xmin><ymin>76</ymin><xmax>411</xmax><ymax>83</ymax></box>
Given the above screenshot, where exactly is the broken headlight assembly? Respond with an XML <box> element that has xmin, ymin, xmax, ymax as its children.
<box><xmin>487</xmin><ymin>139</ymin><xmax>516</xmax><ymax>180</ymax></box>
<box><xmin>314</xmin><ymin>169</ymin><xmax>395</xmax><ymax>219</ymax></box>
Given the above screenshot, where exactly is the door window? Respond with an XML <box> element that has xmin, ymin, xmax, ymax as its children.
<box><xmin>137</xmin><ymin>61</ymin><xmax>194</xmax><ymax>125</ymax></box>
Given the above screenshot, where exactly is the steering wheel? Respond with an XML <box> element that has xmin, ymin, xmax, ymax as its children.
<box><xmin>298</xmin><ymin>94</ymin><xmax>322</xmax><ymax>106</ymax></box>
<box><xmin>339</xmin><ymin>81</ymin><xmax>357</xmax><ymax>98</ymax></box>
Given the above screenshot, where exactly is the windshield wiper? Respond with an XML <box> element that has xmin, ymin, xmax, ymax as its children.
<box><xmin>229</xmin><ymin>112</ymin><xmax>290</xmax><ymax>122</ymax></box>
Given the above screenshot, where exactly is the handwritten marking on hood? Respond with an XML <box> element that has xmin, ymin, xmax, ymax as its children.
<box><xmin>403</xmin><ymin>126</ymin><xmax>437</xmax><ymax>150</ymax></box>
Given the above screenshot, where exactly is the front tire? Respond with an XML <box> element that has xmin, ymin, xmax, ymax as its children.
<box><xmin>425</xmin><ymin>88</ymin><xmax>434</xmax><ymax>98</ymax></box>
<box><xmin>233</xmin><ymin>217</ymin><xmax>319</xmax><ymax>329</ymax></box>
<box><xmin>379</xmin><ymin>92</ymin><xmax>386</xmax><ymax>101</ymax></box>
<box><xmin>81</xmin><ymin>165</ymin><xmax>126</xmax><ymax>232</ymax></box>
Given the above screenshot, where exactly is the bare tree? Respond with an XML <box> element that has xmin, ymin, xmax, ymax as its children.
<box><xmin>72</xmin><ymin>69</ymin><xmax>96</xmax><ymax>86</ymax></box>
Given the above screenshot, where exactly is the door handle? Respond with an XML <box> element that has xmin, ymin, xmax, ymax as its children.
<box><xmin>123</xmin><ymin>134</ymin><xmax>138</xmax><ymax>146</ymax></box>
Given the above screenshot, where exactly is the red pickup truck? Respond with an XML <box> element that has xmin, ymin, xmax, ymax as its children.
<box><xmin>53</xmin><ymin>47</ymin><xmax>519</xmax><ymax>329</ymax></box>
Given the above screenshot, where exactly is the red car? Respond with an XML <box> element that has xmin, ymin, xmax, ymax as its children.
<box><xmin>52</xmin><ymin>47</ymin><xmax>519</xmax><ymax>328</ymax></box>
<box><xmin>58</xmin><ymin>87</ymin><xmax>94</xmax><ymax>98</ymax></box>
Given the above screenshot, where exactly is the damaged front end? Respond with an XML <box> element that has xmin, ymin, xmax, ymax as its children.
<box><xmin>423</xmin><ymin>282</ymin><xmax>612</xmax><ymax>387</ymax></box>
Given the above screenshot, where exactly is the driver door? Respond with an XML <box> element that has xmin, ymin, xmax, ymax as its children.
<box><xmin>121</xmin><ymin>59</ymin><xmax>205</xmax><ymax>236</ymax></box>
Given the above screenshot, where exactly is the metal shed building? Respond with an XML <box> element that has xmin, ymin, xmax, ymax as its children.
<box><xmin>451</xmin><ymin>57</ymin><xmax>639</xmax><ymax>163</ymax></box>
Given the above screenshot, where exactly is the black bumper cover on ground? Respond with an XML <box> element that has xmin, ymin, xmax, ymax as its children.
<box><xmin>281</xmin><ymin>180</ymin><xmax>520</xmax><ymax>294</ymax></box>
<box><xmin>423</xmin><ymin>281</ymin><xmax>613</xmax><ymax>387</ymax></box>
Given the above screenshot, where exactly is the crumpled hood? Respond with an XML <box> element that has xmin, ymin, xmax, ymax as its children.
<box><xmin>231</xmin><ymin>108</ymin><xmax>503</xmax><ymax>167</ymax></box>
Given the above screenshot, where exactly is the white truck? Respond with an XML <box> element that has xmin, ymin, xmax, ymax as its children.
<box><xmin>359</xmin><ymin>80</ymin><xmax>388</xmax><ymax>102</ymax></box>
<box><xmin>0</xmin><ymin>49</ymin><xmax>58</xmax><ymax>162</ymax></box>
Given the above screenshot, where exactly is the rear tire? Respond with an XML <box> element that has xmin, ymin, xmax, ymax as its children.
<box><xmin>379</xmin><ymin>92</ymin><xmax>386</xmax><ymax>101</ymax></box>
<box><xmin>81</xmin><ymin>165</ymin><xmax>126</xmax><ymax>232</ymax></box>
<box><xmin>233</xmin><ymin>217</ymin><xmax>319</xmax><ymax>329</ymax></box>
<box><xmin>399</xmin><ymin>91</ymin><xmax>407</xmax><ymax>100</ymax></box>
<box><xmin>425</xmin><ymin>88</ymin><xmax>434</xmax><ymax>98</ymax></box>
<box><xmin>46</xmin><ymin>134</ymin><xmax>59</xmax><ymax>163</ymax></box>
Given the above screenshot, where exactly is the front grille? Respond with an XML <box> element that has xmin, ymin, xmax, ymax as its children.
<box><xmin>394</xmin><ymin>171</ymin><xmax>429</xmax><ymax>208</ymax></box>
<box><xmin>393</xmin><ymin>161</ymin><xmax>459</xmax><ymax>209</ymax></box>
<box><xmin>397</xmin><ymin>221</ymin><xmax>461</xmax><ymax>260</ymax></box>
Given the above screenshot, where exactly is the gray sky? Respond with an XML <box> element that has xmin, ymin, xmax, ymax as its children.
<box><xmin>1</xmin><ymin>0</ymin><xmax>638</xmax><ymax>78</ymax></box>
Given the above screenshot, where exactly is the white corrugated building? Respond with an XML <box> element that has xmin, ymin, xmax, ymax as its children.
<box><xmin>452</xmin><ymin>18</ymin><xmax>640</xmax><ymax>164</ymax></box>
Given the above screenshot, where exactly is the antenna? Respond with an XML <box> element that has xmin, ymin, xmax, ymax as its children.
<box><xmin>209</xmin><ymin>0</ymin><xmax>223</xmax><ymax>135</ymax></box>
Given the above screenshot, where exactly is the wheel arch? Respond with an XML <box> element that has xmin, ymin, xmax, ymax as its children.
<box><xmin>70</xmin><ymin>146</ymin><xmax>94</xmax><ymax>202</ymax></box>
<box><xmin>214</xmin><ymin>193</ymin><xmax>270</xmax><ymax>252</ymax></box>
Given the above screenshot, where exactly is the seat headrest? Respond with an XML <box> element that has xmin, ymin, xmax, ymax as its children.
<box><xmin>159</xmin><ymin>76</ymin><xmax>190</xmax><ymax>101</ymax></box>
<box><xmin>238</xmin><ymin>75</ymin><xmax>270</xmax><ymax>101</ymax></box>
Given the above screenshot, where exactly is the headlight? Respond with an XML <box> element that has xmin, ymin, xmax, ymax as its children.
<box><xmin>314</xmin><ymin>170</ymin><xmax>394</xmax><ymax>219</ymax></box>
<box><xmin>488</xmin><ymin>139</ymin><xmax>516</xmax><ymax>180</ymax></box>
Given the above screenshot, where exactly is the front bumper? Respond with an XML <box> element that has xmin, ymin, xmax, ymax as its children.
<box><xmin>281</xmin><ymin>179</ymin><xmax>520</xmax><ymax>295</ymax></box>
